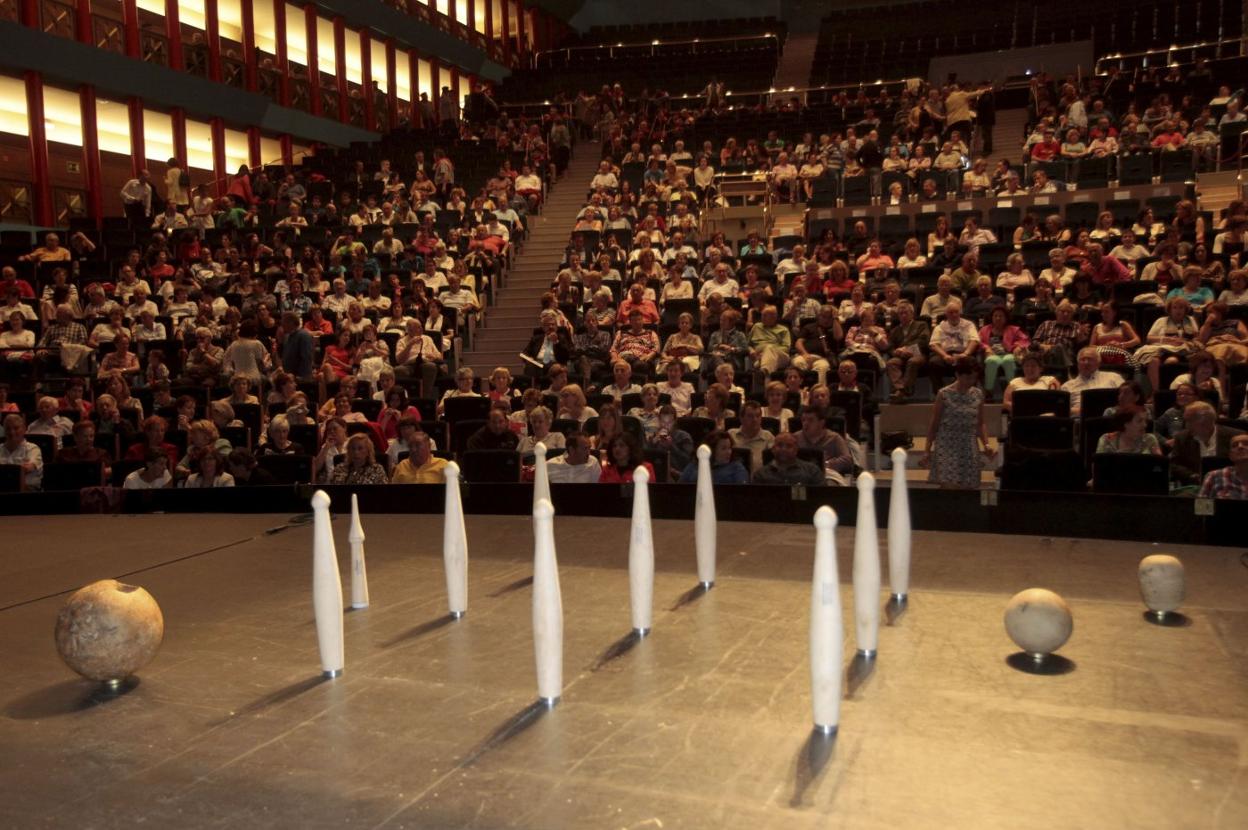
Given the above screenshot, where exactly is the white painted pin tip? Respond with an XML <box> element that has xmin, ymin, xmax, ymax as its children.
<box><xmin>814</xmin><ymin>505</ymin><xmax>838</xmax><ymax>529</ymax></box>
<box><xmin>633</xmin><ymin>465</ymin><xmax>650</xmax><ymax>484</ymax></box>
<box><xmin>311</xmin><ymin>490</ymin><xmax>330</xmax><ymax>510</ymax></box>
<box><xmin>535</xmin><ymin>441</ymin><xmax>548</xmax><ymax>458</ymax></box>
<box><xmin>444</xmin><ymin>461</ymin><xmax>461</xmax><ymax>479</ymax></box>
<box><xmin>891</xmin><ymin>447</ymin><xmax>908</xmax><ymax>465</ymax></box>
<box><xmin>696</xmin><ymin>444</ymin><xmax>711</xmax><ymax>460</ymax></box>
<box><xmin>534</xmin><ymin>498</ymin><xmax>555</xmax><ymax>519</ymax></box>
<box><xmin>857</xmin><ymin>471</ymin><xmax>876</xmax><ymax>490</ymax></box>
<box><xmin>348</xmin><ymin>494</ymin><xmax>365</xmax><ymax>540</ymax></box>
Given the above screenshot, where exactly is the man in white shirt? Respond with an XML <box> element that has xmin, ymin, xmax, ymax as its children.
<box><xmin>1038</xmin><ymin>249</ymin><xmax>1078</xmax><ymax>288</ymax></box>
<box><xmin>120</xmin><ymin>170</ymin><xmax>153</xmax><ymax>228</ymax></box>
<box><xmin>600</xmin><ymin>360</ymin><xmax>641</xmax><ymax>400</ymax></box>
<box><xmin>775</xmin><ymin>245</ymin><xmax>808</xmax><ymax>280</ymax></box>
<box><xmin>662</xmin><ymin>232</ymin><xmax>697</xmax><ymax>265</ymax></box>
<box><xmin>440</xmin><ymin>273</ymin><xmax>480</xmax><ymax>314</ymax></box>
<box><xmin>372</xmin><ymin>227</ymin><xmax>404</xmax><ymax>257</ymax></box>
<box><xmin>151</xmin><ymin>203</ymin><xmax>188</xmax><ymax>233</ymax></box>
<box><xmin>1108</xmin><ymin>230</ymin><xmax>1149</xmax><ymax>271</ymax></box>
<box><xmin>545</xmin><ymin>431</ymin><xmax>601</xmax><ymax>483</ymax></box>
<box><xmin>1061</xmin><ymin>348</ymin><xmax>1122</xmax><ymax>415</ymax></box>
<box><xmin>730</xmin><ymin>400</ymin><xmax>775</xmax><ymax>470</ymax></box>
<box><xmin>394</xmin><ymin>318</ymin><xmax>443</xmax><ymax>394</ymax></box>
<box><xmin>590</xmin><ymin>161</ymin><xmax>619</xmax><ymax>192</ymax></box>
<box><xmin>927</xmin><ymin>298</ymin><xmax>979</xmax><ymax>378</ymax></box>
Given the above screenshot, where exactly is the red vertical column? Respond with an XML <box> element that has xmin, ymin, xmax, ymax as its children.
<box><xmin>516</xmin><ymin>0</ymin><xmax>526</xmax><ymax>64</ymax></box>
<box><xmin>500</xmin><ymin>0</ymin><xmax>510</xmax><ymax>64</ymax></box>
<box><xmin>246</xmin><ymin>127</ymin><xmax>262</xmax><ymax>169</ymax></box>
<box><xmin>165</xmin><ymin>0</ymin><xmax>183</xmax><ymax>71</ymax></box>
<box><xmin>79</xmin><ymin>85</ymin><xmax>103</xmax><ymax>227</ymax></box>
<box><xmin>19</xmin><ymin>0</ymin><xmax>37</xmax><ymax>27</ymax></box>
<box><xmin>280</xmin><ymin>135</ymin><xmax>293</xmax><ymax>168</ymax></box>
<box><xmin>484</xmin><ymin>0</ymin><xmax>494</xmax><ymax>53</ymax></box>
<box><xmin>25</xmin><ymin>72</ymin><xmax>54</xmax><ymax>227</ymax></box>
<box><xmin>75</xmin><ymin>0</ymin><xmax>93</xmax><ymax>43</ymax></box>
<box><xmin>385</xmin><ymin>39</ymin><xmax>398</xmax><ymax>128</ymax></box>
<box><xmin>360</xmin><ymin>29</ymin><xmax>374</xmax><ymax>131</ymax></box>
<box><xmin>122</xmin><ymin>0</ymin><xmax>140</xmax><ymax>58</ymax></box>
<box><xmin>273</xmin><ymin>0</ymin><xmax>290</xmax><ymax>107</ymax></box>
<box><xmin>171</xmin><ymin>108</ymin><xmax>188</xmax><ymax>170</ymax></box>
<box><xmin>127</xmin><ymin>98</ymin><xmax>146</xmax><ymax>178</ymax></box>
<box><xmin>333</xmin><ymin>19</ymin><xmax>348</xmax><ymax>123</ymax></box>
<box><xmin>205</xmin><ymin>0</ymin><xmax>221</xmax><ymax>82</ymax></box>
<box><xmin>210</xmin><ymin>117</ymin><xmax>226</xmax><ymax>198</ymax></box>
<box><xmin>241</xmin><ymin>0</ymin><xmax>257</xmax><ymax>92</ymax></box>
<box><xmin>305</xmin><ymin>4</ymin><xmax>321</xmax><ymax>116</ymax></box>
<box><xmin>467</xmin><ymin>0</ymin><xmax>476</xmax><ymax>35</ymax></box>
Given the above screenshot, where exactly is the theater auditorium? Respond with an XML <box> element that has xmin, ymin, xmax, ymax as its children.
<box><xmin>0</xmin><ymin>1</ymin><xmax>1245</xmax><ymax>827</ymax></box>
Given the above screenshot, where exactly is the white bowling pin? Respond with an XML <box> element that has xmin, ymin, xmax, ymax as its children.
<box><xmin>853</xmin><ymin>473</ymin><xmax>881</xmax><ymax>657</ymax></box>
<box><xmin>629</xmin><ymin>465</ymin><xmax>655</xmax><ymax>635</ymax></box>
<box><xmin>442</xmin><ymin>462</ymin><xmax>468</xmax><ymax>618</ymax></box>
<box><xmin>533</xmin><ymin>441</ymin><xmax>551</xmax><ymax>510</ymax></box>
<box><xmin>888</xmin><ymin>448</ymin><xmax>912</xmax><ymax>601</ymax></box>
<box><xmin>694</xmin><ymin>444</ymin><xmax>717</xmax><ymax>588</ymax></box>
<box><xmin>532</xmin><ymin>498</ymin><xmax>563</xmax><ymax>705</ymax></box>
<box><xmin>810</xmin><ymin>506</ymin><xmax>843</xmax><ymax>734</ymax></box>
<box><xmin>311</xmin><ymin>490</ymin><xmax>344</xmax><ymax>678</ymax></box>
<box><xmin>348</xmin><ymin>494</ymin><xmax>369</xmax><ymax>610</ymax></box>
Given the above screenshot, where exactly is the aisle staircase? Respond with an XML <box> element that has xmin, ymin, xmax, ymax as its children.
<box><xmin>462</xmin><ymin>145</ymin><xmax>598</xmax><ymax>377</ymax></box>
<box><xmin>983</xmin><ymin>107</ymin><xmax>1030</xmax><ymax>166</ymax></box>
<box><xmin>771</xmin><ymin>32</ymin><xmax>819</xmax><ymax>100</ymax></box>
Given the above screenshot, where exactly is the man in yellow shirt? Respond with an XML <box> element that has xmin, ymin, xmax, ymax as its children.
<box><xmin>19</xmin><ymin>233</ymin><xmax>72</xmax><ymax>263</ymax></box>
<box><xmin>390</xmin><ymin>431</ymin><xmax>449</xmax><ymax>484</ymax></box>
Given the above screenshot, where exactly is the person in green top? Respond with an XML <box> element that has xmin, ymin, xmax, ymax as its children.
<box><xmin>748</xmin><ymin>305</ymin><xmax>792</xmax><ymax>374</ymax></box>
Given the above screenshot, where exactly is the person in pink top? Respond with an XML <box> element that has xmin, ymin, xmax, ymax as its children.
<box><xmin>978</xmin><ymin>306</ymin><xmax>1030</xmax><ymax>396</ymax></box>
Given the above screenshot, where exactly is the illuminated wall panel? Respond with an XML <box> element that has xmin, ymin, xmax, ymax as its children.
<box><xmin>0</xmin><ymin>76</ymin><xmax>30</xmax><ymax>137</ymax></box>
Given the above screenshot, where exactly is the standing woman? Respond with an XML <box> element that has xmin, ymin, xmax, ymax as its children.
<box><xmin>226</xmin><ymin>164</ymin><xmax>253</xmax><ymax>207</ymax></box>
<box><xmin>923</xmin><ymin>357</ymin><xmax>992</xmax><ymax>488</ymax></box>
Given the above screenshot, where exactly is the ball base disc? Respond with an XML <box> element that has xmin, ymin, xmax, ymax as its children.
<box><xmin>1005</xmin><ymin>651</ymin><xmax>1076</xmax><ymax>675</ymax></box>
<box><xmin>1142</xmin><ymin>610</ymin><xmax>1191</xmax><ymax>627</ymax></box>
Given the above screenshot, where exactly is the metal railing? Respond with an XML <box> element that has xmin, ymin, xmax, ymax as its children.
<box><xmin>1093</xmin><ymin>36</ymin><xmax>1248</xmax><ymax>74</ymax></box>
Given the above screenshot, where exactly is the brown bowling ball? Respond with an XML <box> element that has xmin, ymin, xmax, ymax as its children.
<box><xmin>54</xmin><ymin>580</ymin><xmax>164</xmax><ymax>684</ymax></box>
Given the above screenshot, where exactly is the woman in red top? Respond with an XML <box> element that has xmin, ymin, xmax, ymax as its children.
<box><xmin>226</xmin><ymin>165</ymin><xmax>253</xmax><ymax>206</ymax></box>
<box><xmin>821</xmin><ymin>260</ymin><xmax>858</xmax><ymax>302</ymax></box>
<box><xmin>598</xmin><ymin>433</ymin><xmax>655</xmax><ymax>484</ymax></box>
<box><xmin>320</xmin><ymin>329</ymin><xmax>355</xmax><ymax>384</ymax></box>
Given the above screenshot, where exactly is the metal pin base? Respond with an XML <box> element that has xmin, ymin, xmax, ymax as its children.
<box><xmin>813</xmin><ymin>723</ymin><xmax>839</xmax><ymax>736</ymax></box>
<box><xmin>322</xmin><ymin>669</ymin><xmax>343</xmax><ymax>679</ymax></box>
<box><xmin>889</xmin><ymin>593</ymin><xmax>908</xmax><ymax>604</ymax></box>
<box><xmin>1142</xmin><ymin>609</ymin><xmax>1189</xmax><ymax>627</ymax></box>
<box><xmin>855</xmin><ymin>648</ymin><xmax>877</xmax><ymax>659</ymax></box>
<box><xmin>539</xmin><ymin>696</ymin><xmax>560</xmax><ymax>708</ymax></box>
<box><xmin>351</xmin><ymin>603</ymin><xmax>369</xmax><ymax>610</ymax></box>
<box><xmin>699</xmin><ymin>581</ymin><xmax>715</xmax><ymax>590</ymax></box>
<box><xmin>633</xmin><ymin>627</ymin><xmax>651</xmax><ymax>638</ymax></box>
<box><xmin>450</xmin><ymin>611</ymin><xmax>466</xmax><ymax>619</ymax></box>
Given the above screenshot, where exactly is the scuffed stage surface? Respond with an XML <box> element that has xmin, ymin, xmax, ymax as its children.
<box><xmin>1</xmin><ymin>513</ymin><xmax>1246</xmax><ymax>829</ymax></box>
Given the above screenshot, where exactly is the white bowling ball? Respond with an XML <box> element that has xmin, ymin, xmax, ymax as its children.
<box><xmin>1004</xmin><ymin>588</ymin><xmax>1073</xmax><ymax>657</ymax></box>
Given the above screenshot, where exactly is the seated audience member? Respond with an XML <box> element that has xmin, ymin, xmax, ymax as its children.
<box><xmin>122</xmin><ymin>447</ymin><xmax>171</xmax><ymax>489</ymax></box>
<box><xmin>1095</xmin><ymin>406</ymin><xmax>1162</xmax><ymax>455</ymax></box>
<box><xmin>1002</xmin><ymin>353</ymin><xmax>1060</xmax><ymax>413</ymax></box>
<box><xmin>437</xmin><ymin>367</ymin><xmax>481</xmax><ymax>417</ymax></box>
<box><xmin>27</xmin><ymin>396</ymin><xmax>73</xmax><ymax>449</ymax></box>
<box><xmin>329</xmin><ymin>433</ymin><xmax>388</xmax><ymax>484</ymax></box>
<box><xmin>1199</xmin><ymin>433</ymin><xmax>1248</xmax><ymax>500</ymax></box>
<box><xmin>1061</xmin><ymin>348</ymin><xmax>1123</xmax><ymax>416</ymax></box>
<box><xmin>730</xmin><ymin>401</ymin><xmax>776</xmax><ymax>470</ymax></box>
<box><xmin>518</xmin><ymin>406</ymin><xmax>566</xmax><ymax>454</ymax></box>
<box><xmin>227</xmin><ymin>449</ymin><xmax>277</xmax><ymax>486</ymax></box>
<box><xmin>795</xmin><ymin>406</ymin><xmax>853</xmax><ymax>485</ymax></box>
<box><xmin>125</xmin><ymin>415</ymin><xmax>179</xmax><ymax>466</ymax></box>
<box><xmin>752</xmin><ymin>431</ymin><xmax>825</xmax><ymax>486</ymax></box>
<box><xmin>0</xmin><ymin>413</ymin><xmax>43</xmax><ymax>489</ymax></box>
<box><xmin>678</xmin><ymin>430</ymin><xmax>748</xmax><ymax>484</ymax></box>
<box><xmin>467</xmin><ymin>403</ymin><xmax>520</xmax><ymax>451</ymax></box>
<box><xmin>1170</xmin><ymin>401</ymin><xmax>1244</xmax><ymax>486</ymax></box>
<box><xmin>390</xmin><ymin>431</ymin><xmax>448</xmax><ymax>483</ymax></box>
<box><xmin>545</xmin><ymin>430</ymin><xmax>603</xmax><ymax>483</ymax></box>
<box><xmin>598</xmin><ymin>433</ymin><xmax>654</xmax><ymax>483</ymax></box>
<box><xmin>183</xmin><ymin>451</ymin><xmax>235</xmax><ymax>488</ymax></box>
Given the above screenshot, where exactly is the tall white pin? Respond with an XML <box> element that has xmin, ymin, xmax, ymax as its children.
<box><xmin>888</xmin><ymin>448</ymin><xmax>912</xmax><ymax>602</ymax></box>
<box><xmin>532</xmin><ymin>498</ymin><xmax>563</xmax><ymax>706</ymax></box>
<box><xmin>810</xmin><ymin>506</ymin><xmax>843</xmax><ymax>734</ymax></box>
<box><xmin>533</xmin><ymin>441</ymin><xmax>551</xmax><ymax>510</ymax></box>
<box><xmin>348</xmin><ymin>493</ymin><xmax>369</xmax><ymax>610</ymax></box>
<box><xmin>853</xmin><ymin>472</ymin><xmax>881</xmax><ymax>658</ymax></box>
<box><xmin>311</xmin><ymin>490</ymin><xmax>344</xmax><ymax>678</ymax></box>
<box><xmin>443</xmin><ymin>461</ymin><xmax>468</xmax><ymax>619</ymax></box>
<box><xmin>629</xmin><ymin>465</ymin><xmax>655</xmax><ymax>636</ymax></box>
<box><xmin>694</xmin><ymin>444</ymin><xmax>717</xmax><ymax>588</ymax></box>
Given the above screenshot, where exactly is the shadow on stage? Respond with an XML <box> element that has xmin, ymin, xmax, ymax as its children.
<box><xmin>5</xmin><ymin>676</ymin><xmax>140</xmax><ymax>720</ymax></box>
<box><xmin>789</xmin><ymin>729</ymin><xmax>839</xmax><ymax>808</ymax></box>
<box><xmin>380</xmin><ymin>613</ymin><xmax>459</xmax><ymax>648</ymax></box>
